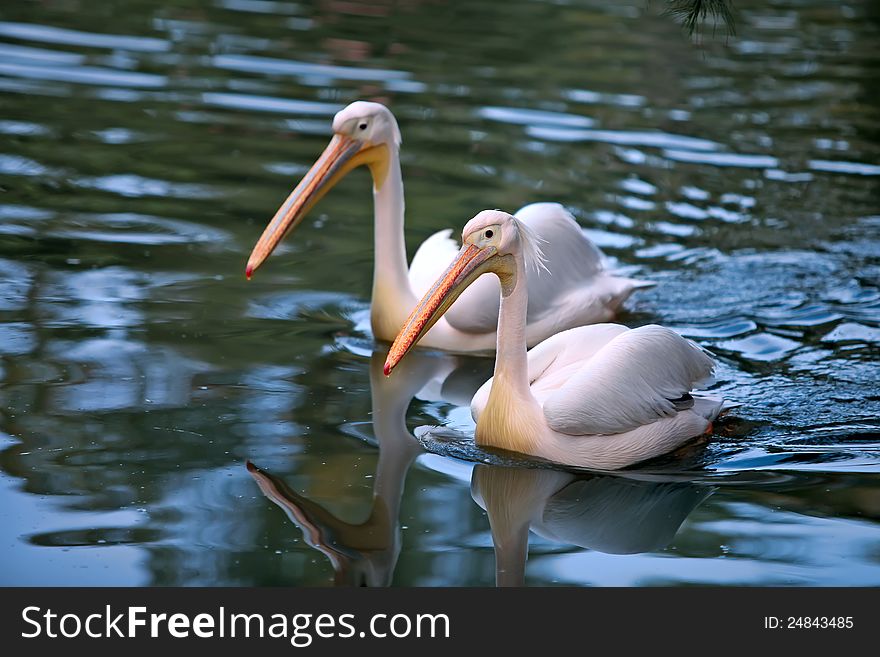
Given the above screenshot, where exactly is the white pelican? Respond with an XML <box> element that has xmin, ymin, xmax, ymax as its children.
<box><xmin>245</xmin><ymin>101</ymin><xmax>652</xmax><ymax>352</ymax></box>
<box><xmin>384</xmin><ymin>210</ymin><xmax>725</xmax><ymax>470</ymax></box>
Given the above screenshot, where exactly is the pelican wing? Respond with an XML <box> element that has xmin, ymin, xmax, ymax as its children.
<box><xmin>412</xmin><ymin>203</ymin><xmax>624</xmax><ymax>336</ymax></box>
<box><xmin>513</xmin><ymin>204</ymin><xmax>655</xmax><ymax>341</ymax></box>
<box><xmin>471</xmin><ymin>323</ymin><xmax>629</xmax><ymax>421</ymax></box>
<box><xmin>411</xmin><ymin>204</ymin><xmax>650</xmax><ymax>337</ymax></box>
<box><xmin>541</xmin><ymin>325</ymin><xmax>715</xmax><ymax>436</ymax></box>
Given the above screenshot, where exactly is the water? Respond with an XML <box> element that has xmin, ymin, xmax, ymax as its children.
<box><xmin>1</xmin><ymin>0</ymin><xmax>878</xmax><ymax>587</ymax></box>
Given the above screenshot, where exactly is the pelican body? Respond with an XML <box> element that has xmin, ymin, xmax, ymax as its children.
<box><xmin>385</xmin><ymin>210</ymin><xmax>724</xmax><ymax>470</ymax></box>
<box><xmin>246</xmin><ymin>101</ymin><xmax>651</xmax><ymax>352</ymax></box>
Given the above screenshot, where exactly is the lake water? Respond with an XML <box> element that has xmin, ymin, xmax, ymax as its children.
<box><xmin>1</xmin><ymin>0</ymin><xmax>878</xmax><ymax>587</ymax></box>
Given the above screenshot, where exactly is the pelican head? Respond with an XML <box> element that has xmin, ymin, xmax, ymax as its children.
<box><xmin>245</xmin><ymin>101</ymin><xmax>401</xmax><ymax>278</ymax></box>
<box><xmin>384</xmin><ymin>210</ymin><xmax>545</xmax><ymax>375</ymax></box>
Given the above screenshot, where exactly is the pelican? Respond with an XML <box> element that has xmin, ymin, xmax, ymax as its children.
<box><xmin>385</xmin><ymin>210</ymin><xmax>725</xmax><ymax>470</ymax></box>
<box><xmin>245</xmin><ymin>101</ymin><xmax>652</xmax><ymax>352</ymax></box>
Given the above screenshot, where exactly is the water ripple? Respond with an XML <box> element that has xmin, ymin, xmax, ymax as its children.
<box><xmin>671</xmin><ymin>319</ymin><xmax>758</xmax><ymax>340</ymax></box>
<box><xmin>213</xmin><ymin>53</ymin><xmax>411</xmax><ymax>82</ymax></box>
<box><xmin>0</xmin><ymin>61</ymin><xmax>166</xmax><ymax>88</ymax></box>
<box><xmin>822</xmin><ymin>323</ymin><xmax>880</xmax><ymax>344</ymax></box>
<box><xmin>202</xmin><ymin>91</ymin><xmax>341</xmax><ymax>115</ymax></box>
<box><xmin>663</xmin><ymin>149</ymin><xmax>779</xmax><ymax>169</ymax></box>
<box><xmin>0</xmin><ymin>21</ymin><xmax>169</xmax><ymax>52</ymax></box>
<box><xmin>247</xmin><ymin>290</ymin><xmax>358</xmax><ymax>321</ymax></box>
<box><xmin>48</xmin><ymin>213</ymin><xmax>233</xmax><ymax>248</ymax></box>
<box><xmin>808</xmin><ymin>160</ymin><xmax>880</xmax><ymax>176</ymax></box>
<box><xmin>479</xmin><ymin>106</ymin><xmax>595</xmax><ymax>128</ymax></box>
<box><xmin>0</xmin><ymin>119</ymin><xmax>49</xmax><ymax>136</ymax></box>
<box><xmin>29</xmin><ymin>527</ymin><xmax>161</xmax><ymax>548</ymax></box>
<box><xmin>0</xmin><ymin>154</ymin><xmax>49</xmax><ymax>176</ymax></box>
<box><xmin>528</xmin><ymin>126</ymin><xmax>719</xmax><ymax>151</ymax></box>
<box><xmin>73</xmin><ymin>174</ymin><xmax>217</xmax><ymax>199</ymax></box>
<box><xmin>620</xmin><ymin>178</ymin><xmax>657</xmax><ymax>195</ymax></box>
<box><xmin>564</xmin><ymin>88</ymin><xmax>646</xmax><ymax>108</ymax></box>
<box><xmin>0</xmin><ymin>322</ymin><xmax>35</xmax><ymax>356</ymax></box>
<box><xmin>215</xmin><ymin>0</ymin><xmax>302</xmax><ymax>15</ymax></box>
<box><xmin>715</xmin><ymin>332</ymin><xmax>802</xmax><ymax>362</ymax></box>
<box><xmin>666</xmin><ymin>201</ymin><xmax>709</xmax><ymax>221</ymax></box>
<box><xmin>758</xmin><ymin>304</ymin><xmax>844</xmax><ymax>329</ymax></box>
<box><xmin>0</xmin><ymin>42</ymin><xmax>84</xmax><ymax>65</ymax></box>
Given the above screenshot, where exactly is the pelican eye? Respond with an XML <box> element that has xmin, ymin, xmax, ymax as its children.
<box><xmin>485</xmin><ymin>229</ymin><xmax>494</xmax><ymax>239</ymax></box>
<box><xmin>358</xmin><ymin>122</ymin><xmax>368</xmax><ymax>130</ymax></box>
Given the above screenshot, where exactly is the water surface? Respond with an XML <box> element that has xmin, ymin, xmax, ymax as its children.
<box><xmin>1</xmin><ymin>0</ymin><xmax>878</xmax><ymax>586</ymax></box>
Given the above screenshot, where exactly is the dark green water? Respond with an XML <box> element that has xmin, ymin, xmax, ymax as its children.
<box><xmin>1</xmin><ymin>0</ymin><xmax>878</xmax><ymax>586</ymax></box>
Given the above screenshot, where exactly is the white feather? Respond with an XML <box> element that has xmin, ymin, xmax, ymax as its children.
<box><xmin>410</xmin><ymin>203</ymin><xmax>650</xmax><ymax>338</ymax></box>
<box><xmin>408</xmin><ymin>228</ymin><xmax>458</xmax><ymax>298</ymax></box>
<box><xmin>511</xmin><ymin>214</ymin><xmax>549</xmax><ymax>275</ymax></box>
<box><xmin>540</xmin><ymin>325</ymin><xmax>715</xmax><ymax>436</ymax></box>
<box><xmin>472</xmin><ymin>323</ymin><xmax>628</xmax><ymax>421</ymax></box>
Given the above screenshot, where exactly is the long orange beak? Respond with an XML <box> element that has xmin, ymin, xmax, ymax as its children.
<box><xmin>245</xmin><ymin>134</ymin><xmax>388</xmax><ymax>279</ymax></box>
<box><xmin>384</xmin><ymin>243</ymin><xmax>497</xmax><ymax>375</ymax></box>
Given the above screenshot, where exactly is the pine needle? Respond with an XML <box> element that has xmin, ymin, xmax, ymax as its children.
<box><xmin>663</xmin><ymin>0</ymin><xmax>737</xmax><ymax>38</ymax></box>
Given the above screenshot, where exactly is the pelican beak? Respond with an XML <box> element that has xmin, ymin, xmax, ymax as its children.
<box><xmin>384</xmin><ymin>243</ymin><xmax>499</xmax><ymax>375</ymax></box>
<box><xmin>245</xmin><ymin>134</ymin><xmax>389</xmax><ymax>279</ymax></box>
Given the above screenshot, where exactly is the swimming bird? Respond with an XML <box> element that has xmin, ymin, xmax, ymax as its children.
<box><xmin>384</xmin><ymin>209</ymin><xmax>724</xmax><ymax>470</ymax></box>
<box><xmin>245</xmin><ymin>101</ymin><xmax>651</xmax><ymax>352</ymax></box>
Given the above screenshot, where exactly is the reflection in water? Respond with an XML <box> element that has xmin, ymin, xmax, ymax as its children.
<box><xmin>471</xmin><ymin>465</ymin><xmax>712</xmax><ymax>586</ymax></box>
<box><xmin>248</xmin><ymin>348</ymin><xmax>488</xmax><ymax>586</ymax></box>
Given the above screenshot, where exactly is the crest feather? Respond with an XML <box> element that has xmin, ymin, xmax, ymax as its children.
<box><xmin>511</xmin><ymin>215</ymin><xmax>549</xmax><ymax>275</ymax></box>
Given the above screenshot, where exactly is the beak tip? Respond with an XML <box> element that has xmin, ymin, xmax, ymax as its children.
<box><xmin>383</xmin><ymin>362</ymin><xmax>392</xmax><ymax>377</ymax></box>
<box><xmin>245</xmin><ymin>264</ymin><xmax>254</xmax><ymax>280</ymax></box>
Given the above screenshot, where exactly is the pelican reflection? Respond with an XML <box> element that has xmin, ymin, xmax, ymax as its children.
<box><xmin>248</xmin><ymin>347</ymin><xmax>490</xmax><ymax>586</ymax></box>
<box><xmin>471</xmin><ymin>465</ymin><xmax>712</xmax><ymax>586</ymax></box>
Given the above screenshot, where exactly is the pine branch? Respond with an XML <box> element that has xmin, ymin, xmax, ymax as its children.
<box><xmin>663</xmin><ymin>0</ymin><xmax>737</xmax><ymax>38</ymax></box>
